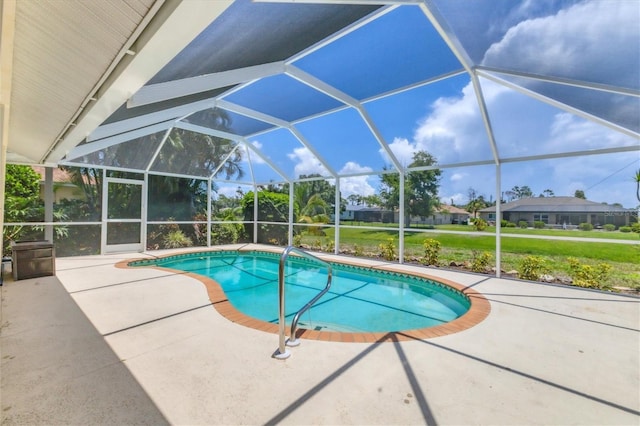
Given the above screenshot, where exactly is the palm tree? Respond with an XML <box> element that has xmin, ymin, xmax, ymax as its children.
<box><xmin>294</xmin><ymin>180</ymin><xmax>332</xmax><ymax>235</ymax></box>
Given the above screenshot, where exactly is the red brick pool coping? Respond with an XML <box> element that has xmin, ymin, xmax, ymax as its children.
<box><xmin>116</xmin><ymin>248</ymin><xmax>490</xmax><ymax>343</ymax></box>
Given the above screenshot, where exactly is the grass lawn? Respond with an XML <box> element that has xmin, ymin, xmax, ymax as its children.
<box><xmin>343</xmin><ymin>222</ymin><xmax>640</xmax><ymax>241</ymax></box>
<box><xmin>296</xmin><ymin>224</ymin><xmax>640</xmax><ymax>290</ymax></box>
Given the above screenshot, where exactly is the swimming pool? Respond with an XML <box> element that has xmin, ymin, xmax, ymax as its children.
<box><xmin>129</xmin><ymin>250</ymin><xmax>489</xmax><ymax>341</ymax></box>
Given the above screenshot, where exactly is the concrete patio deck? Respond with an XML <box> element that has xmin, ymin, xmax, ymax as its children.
<box><xmin>2</xmin><ymin>244</ymin><xmax>639</xmax><ymax>425</ymax></box>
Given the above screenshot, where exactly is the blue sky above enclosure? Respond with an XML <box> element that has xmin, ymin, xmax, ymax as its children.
<box><xmin>68</xmin><ymin>0</ymin><xmax>639</xmax><ymax>208</ymax></box>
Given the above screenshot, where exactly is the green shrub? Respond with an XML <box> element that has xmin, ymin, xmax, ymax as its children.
<box><xmin>163</xmin><ymin>230</ymin><xmax>193</xmax><ymax>249</ymax></box>
<box><xmin>211</xmin><ymin>222</ymin><xmax>243</xmax><ymax>245</ymax></box>
<box><xmin>472</xmin><ymin>218</ymin><xmax>487</xmax><ymax>231</ymax></box>
<box><xmin>325</xmin><ymin>239</ymin><xmax>335</xmax><ymax>252</ymax></box>
<box><xmin>471</xmin><ymin>251</ymin><xmax>493</xmax><ymax>273</ymax></box>
<box><xmin>500</xmin><ymin>220</ymin><xmax>509</xmax><ymax>228</ymax></box>
<box><xmin>353</xmin><ymin>244</ymin><xmax>364</xmax><ymax>257</ymax></box>
<box><xmin>632</xmin><ymin>222</ymin><xmax>640</xmax><ymax>234</ymax></box>
<box><xmin>619</xmin><ymin>226</ymin><xmax>632</xmax><ymax>233</ymax></box>
<box><xmin>567</xmin><ymin>257</ymin><xmax>613</xmax><ymax>289</ymax></box>
<box><xmin>518</xmin><ymin>221</ymin><xmax>528</xmax><ymax>228</ymax></box>
<box><xmin>379</xmin><ymin>238</ymin><xmax>396</xmax><ymax>261</ymax></box>
<box><xmin>517</xmin><ymin>255</ymin><xmax>550</xmax><ymax>281</ymax></box>
<box><xmin>422</xmin><ymin>238</ymin><xmax>441</xmax><ymax>266</ymax></box>
<box><xmin>603</xmin><ymin>224</ymin><xmax>616</xmax><ymax>232</ymax></box>
<box><xmin>578</xmin><ymin>222</ymin><xmax>593</xmax><ymax>231</ymax></box>
<box><xmin>533</xmin><ymin>221</ymin><xmax>545</xmax><ymax>229</ymax></box>
<box><xmin>292</xmin><ymin>234</ymin><xmax>302</xmax><ymax>247</ymax></box>
<box><xmin>506</xmin><ymin>221</ymin><xmax>516</xmax><ymax>228</ymax></box>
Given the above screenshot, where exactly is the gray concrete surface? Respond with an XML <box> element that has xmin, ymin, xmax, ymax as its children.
<box><xmin>2</xmin><ymin>246</ymin><xmax>639</xmax><ymax>425</ymax></box>
<box><xmin>0</xmin><ymin>268</ymin><xmax>168</xmax><ymax>425</ymax></box>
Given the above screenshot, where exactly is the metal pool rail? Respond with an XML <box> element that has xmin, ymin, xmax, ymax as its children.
<box><xmin>273</xmin><ymin>246</ymin><xmax>332</xmax><ymax>360</ymax></box>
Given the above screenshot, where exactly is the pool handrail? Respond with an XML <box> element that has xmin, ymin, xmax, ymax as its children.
<box><xmin>274</xmin><ymin>246</ymin><xmax>332</xmax><ymax>359</ymax></box>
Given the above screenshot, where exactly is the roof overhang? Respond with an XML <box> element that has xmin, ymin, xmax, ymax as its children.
<box><xmin>2</xmin><ymin>0</ymin><xmax>234</xmax><ymax>166</ymax></box>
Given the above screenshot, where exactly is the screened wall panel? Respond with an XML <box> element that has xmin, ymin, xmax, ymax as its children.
<box><xmin>147</xmin><ymin>175</ymin><xmax>208</xmax><ymax>221</ymax></box>
<box><xmin>183</xmin><ymin>107</ymin><xmax>275</xmax><ymax>137</ymax></box>
<box><xmin>222</xmin><ymin>74</ymin><xmax>344</xmax><ymax>122</ymax></box>
<box><xmin>67</xmin><ymin>132</ymin><xmax>165</xmax><ymax>170</ymax></box>
<box><xmin>150</xmin><ymin>129</ymin><xmax>240</xmax><ymax>178</ymax></box>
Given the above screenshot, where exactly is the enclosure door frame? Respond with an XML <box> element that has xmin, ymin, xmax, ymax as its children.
<box><xmin>101</xmin><ymin>176</ymin><xmax>146</xmax><ymax>254</ymax></box>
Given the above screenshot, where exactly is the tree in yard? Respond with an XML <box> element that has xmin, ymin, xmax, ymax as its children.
<box><xmin>574</xmin><ymin>189</ymin><xmax>586</xmax><ymax>199</ymax></box>
<box><xmin>540</xmin><ymin>189</ymin><xmax>555</xmax><ymax>197</ymax></box>
<box><xmin>362</xmin><ymin>194</ymin><xmax>383</xmax><ymax>207</ymax></box>
<box><xmin>465</xmin><ymin>188</ymin><xmax>488</xmax><ymax>219</ymax></box>
<box><xmin>466</xmin><ymin>191</ymin><xmax>488</xmax><ymax>219</ymax></box>
<box><xmin>347</xmin><ymin>194</ymin><xmax>362</xmax><ymax>205</ymax></box>
<box><xmin>505</xmin><ymin>185</ymin><xmax>534</xmax><ymax>201</ymax></box>
<box><xmin>379</xmin><ymin>150</ymin><xmax>441</xmax><ymax>227</ymax></box>
<box><xmin>3</xmin><ymin>165</ymin><xmax>44</xmax><ymax>253</ymax></box>
<box><xmin>241</xmin><ymin>190</ymin><xmax>297</xmax><ymax>244</ymax></box>
<box><xmin>293</xmin><ymin>175</ymin><xmax>337</xmax><ymax>235</ymax></box>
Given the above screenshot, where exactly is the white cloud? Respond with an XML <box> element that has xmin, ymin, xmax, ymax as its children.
<box><xmin>338</xmin><ymin>161</ymin><xmax>375</xmax><ymax>198</ymax></box>
<box><xmin>439</xmin><ymin>192</ymin><xmax>467</xmax><ymax>206</ymax></box>
<box><xmin>450</xmin><ymin>172</ymin><xmax>467</xmax><ymax>182</ymax></box>
<box><xmin>547</xmin><ymin>113</ymin><xmax>634</xmax><ymax>151</ymax></box>
<box><xmin>287</xmin><ymin>147</ymin><xmax>328</xmax><ymax>177</ymax></box>
<box><xmin>482</xmin><ymin>1</ymin><xmax>639</xmax><ymax>88</ymax></box>
<box><xmin>247</xmin><ymin>140</ymin><xmax>265</xmax><ymax>164</ymax></box>
<box><xmin>378</xmin><ymin>2</ymin><xmax>639</xmax><ymax>208</ymax></box>
<box><xmin>215</xmin><ymin>184</ymin><xmax>242</xmax><ymax>198</ymax></box>
<box><xmin>381</xmin><ymin>137</ymin><xmax>416</xmax><ymax>167</ymax></box>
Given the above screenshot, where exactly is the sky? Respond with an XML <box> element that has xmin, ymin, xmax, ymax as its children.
<box><xmin>210</xmin><ymin>0</ymin><xmax>639</xmax><ymax>208</ymax></box>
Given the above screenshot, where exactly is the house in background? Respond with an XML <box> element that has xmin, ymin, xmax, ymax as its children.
<box><xmin>32</xmin><ymin>166</ymin><xmax>84</xmax><ymax>203</ymax></box>
<box><xmin>479</xmin><ymin>196</ymin><xmax>635</xmax><ymax>228</ymax></box>
<box><xmin>339</xmin><ymin>205</ymin><xmax>394</xmax><ymax>223</ymax></box>
<box><xmin>395</xmin><ymin>204</ymin><xmax>471</xmax><ymax>226</ymax></box>
<box><xmin>338</xmin><ymin>203</ymin><xmax>470</xmax><ymax>226</ymax></box>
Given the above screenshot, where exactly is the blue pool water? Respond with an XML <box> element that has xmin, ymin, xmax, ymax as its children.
<box><xmin>135</xmin><ymin>251</ymin><xmax>470</xmax><ymax>333</ymax></box>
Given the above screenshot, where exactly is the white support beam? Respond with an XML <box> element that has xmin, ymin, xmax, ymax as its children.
<box><xmin>398</xmin><ymin>171</ymin><xmax>405</xmax><ymax>263</ymax></box>
<box><xmin>478</xmin><ymin>70</ymin><xmax>640</xmax><ymax>140</ymax></box>
<box><xmin>242</xmin><ymin>139</ymin><xmax>291</xmax><ymax>182</ymax></box>
<box><xmin>495</xmin><ymin>163</ymin><xmax>502</xmax><ymax>278</ymax></box>
<box><xmin>0</xmin><ymin>0</ymin><xmax>16</xmax><ymax>255</ymax></box>
<box><xmin>476</xmin><ymin>65</ymin><xmax>640</xmax><ymax>98</ymax></box>
<box><xmin>363</xmin><ymin>69</ymin><xmax>466</xmax><ymax>104</ymax></box>
<box><xmin>287</xmin><ymin>126</ymin><xmax>338</xmax><ymax>178</ymax></box>
<box><xmin>88</xmin><ymin>98</ymin><xmax>216</xmax><ymax>142</ymax></box>
<box><xmin>66</xmin><ymin>120</ymin><xmax>175</xmax><ymax>160</ymax></box>
<box><xmin>145</xmin><ymin>127</ymin><xmax>172</xmax><ymax>172</ymax></box>
<box><xmin>286</xmin><ymin>64</ymin><xmax>359</xmax><ymax>105</ymax></box>
<box><xmin>45</xmin><ymin>0</ymin><xmax>234</xmax><ymax>163</ymax></box>
<box><xmin>216</xmin><ymin>99</ymin><xmax>289</xmax><ymax>127</ymax></box>
<box><xmin>420</xmin><ymin>1</ymin><xmax>474</xmax><ymax>72</ymax></box>
<box><xmin>500</xmin><ymin>145</ymin><xmax>640</xmax><ymax>163</ymax></box>
<box><xmin>174</xmin><ymin>121</ymin><xmax>241</xmax><ymax>142</ymax></box>
<box><xmin>218</xmin><ymin>98</ymin><xmax>338</xmax><ymax>178</ymax></box>
<box><xmin>209</xmin><ymin>143</ymin><xmax>242</xmax><ymax>180</ymax></box>
<box><xmin>128</xmin><ymin>61</ymin><xmax>286</xmax><ymax>108</ymax></box>
<box><xmin>286</xmin><ymin>64</ymin><xmax>403</xmax><ymax>172</ymax></box>
<box><xmin>470</xmin><ymin>73</ymin><xmax>501</xmax><ymax>165</ymax></box>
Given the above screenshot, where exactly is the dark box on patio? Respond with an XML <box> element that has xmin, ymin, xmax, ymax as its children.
<box><xmin>11</xmin><ymin>241</ymin><xmax>56</xmax><ymax>281</ymax></box>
